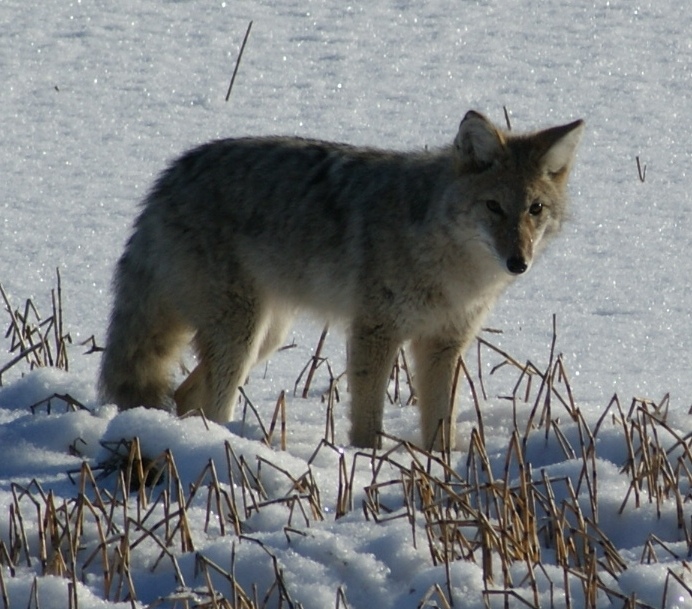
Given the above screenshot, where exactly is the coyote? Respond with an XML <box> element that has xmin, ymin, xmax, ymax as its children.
<box><xmin>99</xmin><ymin>111</ymin><xmax>584</xmax><ymax>449</ymax></box>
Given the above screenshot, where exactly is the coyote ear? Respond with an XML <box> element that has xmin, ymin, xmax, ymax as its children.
<box><xmin>536</xmin><ymin>119</ymin><xmax>585</xmax><ymax>176</ymax></box>
<box><xmin>454</xmin><ymin>111</ymin><xmax>505</xmax><ymax>171</ymax></box>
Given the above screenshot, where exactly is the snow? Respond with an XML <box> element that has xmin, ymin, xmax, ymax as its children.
<box><xmin>1</xmin><ymin>0</ymin><xmax>690</xmax><ymax>607</ymax></box>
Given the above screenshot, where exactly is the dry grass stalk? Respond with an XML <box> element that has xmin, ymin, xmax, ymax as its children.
<box><xmin>417</xmin><ymin>583</ymin><xmax>452</xmax><ymax>609</ymax></box>
<box><xmin>28</xmin><ymin>393</ymin><xmax>88</xmax><ymax>415</ymax></box>
<box><xmin>239</xmin><ymin>387</ymin><xmax>271</xmax><ymax>442</ymax></box>
<box><xmin>266</xmin><ymin>390</ymin><xmax>287</xmax><ymax>450</ymax></box>
<box><xmin>335</xmin><ymin>585</ymin><xmax>350</xmax><ymax>609</ymax></box>
<box><xmin>225</xmin><ymin>20</ymin><xmax>253</xmax><ymax>102</ymax></box>
<box><xmin>294</xmin><ymin>324</ymin><xmax>330</xmax><ymax>399</ymax></box>
<box><xmin>324</xmin><ymin>376</ymin><xmax>339</xmax><ymax>445</ymax></box>
<box><xmin>388</xmin><ymin>347</ymin><xmax>416</xmax><ymax>406</ymax></box>
<box><xmin>0</xmin><ymin>269</ymin><xmax>72</xmax><ymax>385</ymax></box>
<box><xmin>636</xmin><ymin>156</ymin><xmax>647</xmax><ymax>183</ymax></box>
<box><xmin>0</xmin><ymin>566</ymin><xmax>9</xmax><ymax>609</ymax></box>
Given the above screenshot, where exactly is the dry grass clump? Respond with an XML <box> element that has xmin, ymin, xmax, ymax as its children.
<box><xmin>0</xmin><ymin>281</ymin><xmax>690</xmax><ymax>608</ymax></box>
<box><xmin>0</xmin><ymin>269</ymin><xmax>72</xmax><ymax>384</ymax></box>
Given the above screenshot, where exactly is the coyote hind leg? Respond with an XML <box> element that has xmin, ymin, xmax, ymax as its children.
<box><xmin>174</xmin><ymin>294</ymin><xmax>273</xmax><ymax>424</ymax></box>
<box><xmin>174</xmin><ymin>359</ymin><xmax>212</xmax><ymax>418</ymax></box>
<box><xmin>256</xmin><ymin>307</ymin><xmax>295</xmax><ymax>363</ymax></box>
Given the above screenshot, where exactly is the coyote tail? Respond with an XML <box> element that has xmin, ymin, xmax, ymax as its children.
<box><xmin>98</xmin><ymin>247</ymin><xmax>187</xmax><ymax>412</ymax></box>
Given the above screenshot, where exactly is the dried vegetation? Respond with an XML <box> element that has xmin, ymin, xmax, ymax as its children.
<box><xmin>0</xmin><ymin>280</ymin><xmax>690</xmax><ymax>609</ymax></box>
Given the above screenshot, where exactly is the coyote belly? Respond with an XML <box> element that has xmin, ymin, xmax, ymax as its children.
<box><xmin>99</xmin><ymin>111</ymin><xmax>584</xmax><ymax>450</ymax></box>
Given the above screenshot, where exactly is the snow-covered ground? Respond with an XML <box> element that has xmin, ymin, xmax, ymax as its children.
<box><xmin>1</xmin><ymin>1</ymin><xmax>690</xmax><ymax>607</ymax></box>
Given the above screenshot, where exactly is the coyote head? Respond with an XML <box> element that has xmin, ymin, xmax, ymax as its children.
<box><xmin>452</xmin><ymin>111</ymin><xmax>584</xmax><ymax>276</ymax></box>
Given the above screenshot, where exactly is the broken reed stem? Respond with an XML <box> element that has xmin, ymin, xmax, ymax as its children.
<box><xmin>0</xmin><ymin>282</ymin><xmax>30</xmax><ymax>355</ymax></box>
<box><xmin>503</xmin><ymin>105</ymin><xmax>512</xmax><ymax>130</ymax></box>
<box><xmin>239</xmin><ymin>387</ymin><xmax>270</xmax><ymax>442</ymax></box>
<box><xmin>53</xmin><ymin>267</ymin><xmax>68</xmax><ymax>371</ymax></box>
<box><xmin>292</xmin><ymin>324</ymin><xmax>331</xmax><ymax>400</ymax></box>
<box><xmin>302</xmin><ymin>324</ymin><xmax>329</xmax><ymax>398</ymax></box>
<box><xmin>225</xmin><ymin>20</ymin><xmax>253</xmax><ymax>102</ymax></box>
<box><xmin>266</xmin><ymin>390</ymin><xmax>287</xmax><ymax>450</ymax></box>
<box><xmin>325</xmin><ymin>376</ymin><xmax>337</xmax><ymax>444</ymax></box>
<box><xmin>636</xmin><ymin>155</ymin><xmax>647</xmax><ymax>182</ymax></box>
<box><xmin>459</xmin><ymin>356</ymin><xmax>485</xmax><ymax>443</ymax></box>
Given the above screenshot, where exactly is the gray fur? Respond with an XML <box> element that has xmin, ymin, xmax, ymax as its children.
<box><xmin>99</xmin><ymin>111</ymin><xmax>584</xmax><ymax>449</ymax></box>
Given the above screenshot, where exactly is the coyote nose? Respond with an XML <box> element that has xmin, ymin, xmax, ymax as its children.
<box><xmin>507</xmin><ymin>256</ymin><xmax>528</xmax><ymax>274</ymax></box>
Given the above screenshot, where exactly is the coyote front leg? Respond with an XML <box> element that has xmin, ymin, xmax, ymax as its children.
<box><xmin>411</xmin><ymin>334</ymin><xmax>466</xmax><ymax>451</ymax></box>
<box><xmin>348</xmin><ymin>322</ymin><xmax>400</xmax><ymax>449</ymax></box>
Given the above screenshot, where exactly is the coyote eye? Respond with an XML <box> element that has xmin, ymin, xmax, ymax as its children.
<box><xmin>529</xmin><ymin>201</ymin><xmax>543</xmax><ymax>216</ymax></box>
<box><xmin>486</xmin><ymin>200</ymin><xmax>503</xmax><ymax>215</ymax></box>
